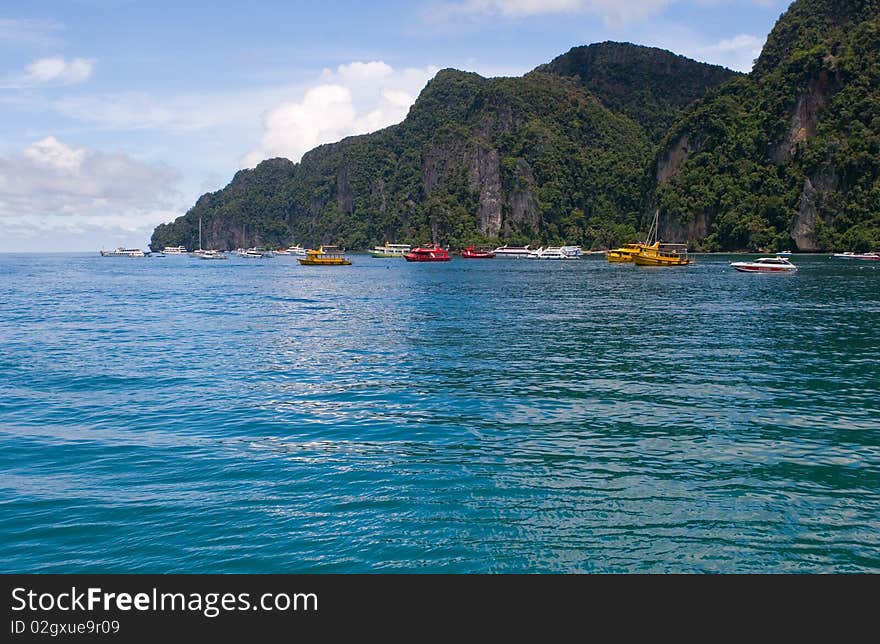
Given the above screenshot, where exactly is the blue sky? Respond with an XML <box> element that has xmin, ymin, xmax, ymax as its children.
<box><xmin>0</xmin><ymin>0</ymin><xmax>791</xmax><ymax>251</ymax></box>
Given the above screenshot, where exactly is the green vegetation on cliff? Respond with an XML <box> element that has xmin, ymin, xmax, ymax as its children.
<box><xmin>652</xmin><ymin>0</ymin><xmax>880</xmax><ymax>251</ymax></box>
<box><xmin>152</xmin><ymin>1</ymin><xmax>880</xmax><ymax>253</ymax></box>
<box><xmin>151</xmin><ymin>43</ymin><xmax>732</xmax><ymax>252</ymax></box>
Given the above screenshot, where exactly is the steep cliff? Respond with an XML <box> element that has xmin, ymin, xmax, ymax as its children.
<box><xmin>151</xmin><ymin>43</ymin><xmax>736</xmax><ymax>252</ymax></box>
<box><xmin>650</xmin><ymin>0</ymin><xmax>880</xmax><ymax>251</ymax></box>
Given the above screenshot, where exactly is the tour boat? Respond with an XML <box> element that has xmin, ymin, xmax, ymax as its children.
<box><xmin>460</xmin><ymin>245</ymin><xmax>495</xmax><ymax>259</ymax></box>
<box><xmin>287</xmin><ymin>245</ymin><xmax>307</xmax><ymax>257</ymax></box>
<box><xmin>730</xmin><ymin>256</ymin><xmax>797</xmax><ymax>273</ymax></box>
<box><xmin>162</xmin><ymin>246</ymin><xmax>188</xmax><ymax>255</ymax></box>
<box><xmin>631</xmin><ymin>210</ymin><xmax>690</xmax><ymax>266</ymax></box>
<box><xmin>832</xmin><ymin>252</ymin><xmax>880</xmax><ymax>261</ymax></box>
<box><xmin>528</xmin><ymin>247</ymin><xmax>568</xmax><ymax>260</ymax></box>
<box><xmin>561</xmin><ymin>245</ymin><xmax>583</xmax><ymax>258</ymax></box>
<box><xmin>371</xmin><ymin>243</ymin><xmax>411</xmax><ymax>258</ymax></box>
<box><xmin>298</xmin><ymin>245</ymin><xmax>351</xmax><ymax>266</ymax></box>
<box><xmin>492</xmin><ymin>244</ymin><xmax>533</xmax><ymax>259</ymax></box>
<box><xmin>100</xmin><ymin>247</ymin><xmax>146</xmax><ymax>257</ymax></box>
<box><xmin>403</xmin><ymin>245</ymin><xmax>451</xmax><ymax>262</ymax></box>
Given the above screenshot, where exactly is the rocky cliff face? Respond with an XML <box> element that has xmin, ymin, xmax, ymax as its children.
<box><xmin>646</xmin><ymin>0</ymin><xmax>880</xmax><ymax>252</ymax></box>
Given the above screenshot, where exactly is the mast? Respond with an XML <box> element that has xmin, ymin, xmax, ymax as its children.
<box><xmin>198</xmin><ymin>217</ymin><xmax>203</xmax><ymax>251</ymax></box>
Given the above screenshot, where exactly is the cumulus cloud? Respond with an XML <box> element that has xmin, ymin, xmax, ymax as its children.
<box><xmin>0</xmin><ymin>137</ymin><xmax>180</xmax><ymax>231</ymax></box>
<box><xmin>242</xmin><ymin>61</ymin><xmax>439</xmax><ymax>168</ymax></box>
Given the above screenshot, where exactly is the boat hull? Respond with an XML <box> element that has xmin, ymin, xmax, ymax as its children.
<box><xmin>404</xmin><ymin>255</ymin><xmax>450</xmax><ymax>262</ymax></box>
<box><xmin>731</xmin><ymin>264</ymin><xmax>796</xmax><ymax>273</ymax></box>
<box><xmin>632</xmin><ymin>253</ymin><xmax>690</xmax><ymax>266</ymax></box>
<box><xmin>298</xmin><ymin>258</ymin><xmax>351</xmax><ymax>265</ymax></box>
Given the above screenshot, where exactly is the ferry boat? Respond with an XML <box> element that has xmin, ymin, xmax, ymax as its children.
<box><xmin>371</xmin><ymin>243</ymin><xmax>411</xmax><ymax>258</ymax></box>
<box><xmin>832</xmin><ymin>251</ymin><xmax>880</xmax><ymax>261</ymax></box>
<box><xmin>403</xmin><ymin>245</ymin><xmax>451</xmax><ymax>262</ymax></box>
<box><xmin>528</xmin><ymin>247</ymin><xmax>568</xmax><ymax>260</ymax></box>
<box><xmin>561</xmin><ymin>245</ymin><xmax>583</xmax><ymax>259</ymax></box>
<box><xmin>287</xmin><ymin>245</ymin><xmax>307</xmax><ymax>257</ymax></box>
<box><xmin>100</xmin><ymin>247</ymin><xmax>146</xmax><ymax>257</ymax></box>
<box><xmin>460</xmin><ymin>245</ymin><xmax>495</xmax><ymax>259</ymax></box>
<box><xmin>730</xmin><ymin>256</ymin><xmax>797</xmax><ymax>273</ymax></box>
<box><xmin>298</xmin><ymin>245</ymin><xmax>351</xmax><ymax>266</ymax></box>
<box><xmin>492</xmin><ymin>244</ymin><xmax>533</xmax><ymax>259</ymax></box>
<box><xmin>162</xmin><ymin>245</ymin><xmax>188</xmax><ymax>255</ymax></box>
<box><xmin>631</xmin><ymin>210</ymin><xmax>690</xmax><ymax>266</ymax></box>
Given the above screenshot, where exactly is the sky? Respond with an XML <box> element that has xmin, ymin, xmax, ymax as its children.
<box><xmin>0</xmin><ymin>0</ymin><xmax>792</xmax><ymax>252</ymax></box>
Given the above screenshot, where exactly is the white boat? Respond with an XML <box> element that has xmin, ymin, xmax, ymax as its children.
<box><xmin>287</xmin><ymin>245</ymin><xmax>307</xmax><ymax>257</ymax></box>
<box><xmin>528</xmin><ymin>247</ymin><xmax>568</xmax><ymax>260</ymax></box>
<box><xmin>163</xmin><ymin>245</ymin><xmax>188</xmax><ymax>255</ymax></box>
<box><xmin>730</xmin><ymin>257</ymin><xmax>797</xmax><ymax>273</ymax></box>
<box><xmin>370</xmin><ymin>243</ymin><xmax>411</xmax><ymax>258</ymax></box>
<box><xmin>193</xmin><ymin>218</ymin><xmax>226</xmax><ymax>259</ymax></box>
<box><xmin>100</xmin><ymin>247</ymin><xmax>146</xmax><ymax>257</ymax></box>
<box><xmin>193</xmin><ymin>249</ymin><xmax>226</xmax><ymax>260</ymax></box>
<box><xmin>492</xmin><ymin>244</ymin><xmax>533</xmax><ymax>259</ymax></box>
<box><xmin>832</xmin><ymin>252</ymin><xmax>880</xmax><ymax>261</ymax></box>
<box><xmin>236</xmin><ymin>247</ymin><xmax>270</xmax><ymax>258</ymax></box>
<box><xmin>561</xmin><ymin>245</ymin><xmax>583</xmax><ymax>258</ymax></box>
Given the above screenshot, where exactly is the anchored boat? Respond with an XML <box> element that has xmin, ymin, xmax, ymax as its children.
<box><xmin>460</xmin><ymin>246</ymin><xmax>495</xmax><ymax>259</ymax></box>
<box><xmin>371</xmin><ymin>243</ymin><xmax>411</xmax><ymax>258</ymax></box>
<box><xmin>404</xmin><ymin>245</ymin><xmax>451</xmax><ymax>262</ymax></box>
<box><xmin>730</xmin><ymin>256</ymin><xmax>798</xmax><ymax>273</ymax></box>
<box><xmin>631</xmin><ymin>210</ymin><xmax>691</xmax><ymax>266</ymax></box>
<box><xmin>832</xmin><ymin>251</ymin><xmax>880</xmax><ymax>261</ymax></box>
<box><xmin>298</xmin><ymin>245</ymin><xmax>351</xmax><ymax>266</ymax></box>
<box><xmin>492</xmin><ymin>244</ymin><xmax>533</xmax><ymax>259</ymax></box>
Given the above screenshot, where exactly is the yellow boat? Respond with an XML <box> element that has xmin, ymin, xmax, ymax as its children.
<box><xmin>297</xmin><ymin>245</ymin><xmax>352</xmax><ymax>266</ymax></box>
<box><xmin>607</xmin><ymin>243</ymin><xmax>639</xmax><ymax>262</ymax></box>
<box><xmin>631</xmin><ymin>243</ymin><xmax>690</xmax><ymax>266</ymax></box>
<box><xmin>627</xmin><ymin>209</ymin><xmax>691</xmax><ymax>266</ymax></box>
<box><xmin>607</xmin><ymin>242</ymin><xmax>654</xmax><ymax>262</ymax></box>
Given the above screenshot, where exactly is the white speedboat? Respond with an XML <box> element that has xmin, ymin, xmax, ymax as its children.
<box><xmin>832</xmin><ymin>252</ymin><xmax>880</xmax><ymax>261</ymax></box>
<box><xmin>561</xmin><ymin>245</ymin><xmax>583</xmax><ymax>258</ymax></box>
<box><xmin>492</xmin><ymin>244</ymin><xmax>533</xmax><ymax>259</ymax></box>
<box><xmin>730</xmin><ymin>257</ymin><xmax>797</xmax><ymax>273</ymax></box>
<box><xmin>163</xmin><ymin>245</ymin><xmax>188</xmax><ymax>255</ymax></box>
<box><xmin>100</xmin><ymin>247</ymin><xmax>146</xmax><ymax>257</ymax></box>
<box><xmin>528</xmin><ymin>247</ymin><xmax>567</xmax><ymax>260</ymax></box>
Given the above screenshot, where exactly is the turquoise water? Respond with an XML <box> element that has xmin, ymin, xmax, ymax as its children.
<box><xmin>0</xmin><ymin>252</ymin><xmax>877</xmax><ymax>573</ymax></box>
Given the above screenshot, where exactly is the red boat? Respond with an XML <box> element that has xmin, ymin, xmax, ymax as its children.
<box><xmin>460</xmin><ymin>245</ymin><xmax>496</xmax><ymax>259</ymax></box>
<box><xmin>403</xmin><ymin>245</ymin><xmax>451</xmax><ymax>262</ymax></box>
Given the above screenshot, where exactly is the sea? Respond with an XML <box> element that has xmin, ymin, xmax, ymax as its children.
<box><xmin>0</xmin><ymin>252</ymin><xmax>877</xmax><ymax>573</ymax></box>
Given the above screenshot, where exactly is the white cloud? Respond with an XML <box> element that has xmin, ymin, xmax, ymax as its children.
<box><xmin>23</xmin><ymin>56</ymin><xmax>93</xmax><ymax>85</ymax></box>
<box><xmin>0</xmin><ymin>137</ymin><xmax>181</xmax><ymax>247</ymax></box>
<box><xmin>242</xmin><ymin>61</ymin><xmax>439</xmax><ymax>168</ymax></box>
<box><xmin>425</xmin><ymin>0</ymin><xmax>673</xmax><ymax>26</ymax></box>
<box><xmin>424</xmin><ymin>0</ymin><xmax>778</xmax><ymax>26</ymax></box>
<box><xmin>692</xmin><ymin>33</ymin><xmax>765</xmax><ymax>72</ymax></box>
